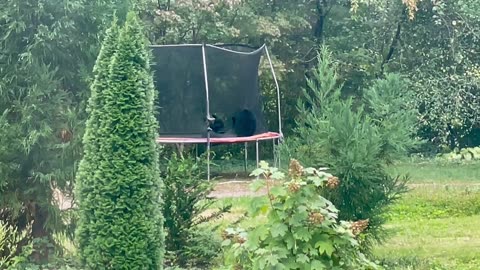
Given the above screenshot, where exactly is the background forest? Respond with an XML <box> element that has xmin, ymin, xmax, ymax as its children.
<box><xmin>1</xmin><ymin>0</ymin><xmax>479</xmax><ymax>269</ymax></box>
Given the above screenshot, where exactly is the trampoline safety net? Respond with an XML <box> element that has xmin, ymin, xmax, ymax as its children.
<box><xmin>150</xmin><ymin>44</ymin><xmax>268</xmax><ymax>138</ymax></box>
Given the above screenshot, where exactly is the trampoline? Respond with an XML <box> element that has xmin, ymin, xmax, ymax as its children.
<box><xmin>150</xmin><ymin>43</ymin><xmax>283</xmax><ymax>179</ymax></box>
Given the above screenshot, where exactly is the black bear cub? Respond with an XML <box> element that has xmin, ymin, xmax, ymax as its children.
<box><xmin>232</xmin><ymin>109</ymin><xmax>256</xmax><ymax>137</ymax></box>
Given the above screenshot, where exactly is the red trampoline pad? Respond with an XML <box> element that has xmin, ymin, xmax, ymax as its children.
<box><xmin>156</xmin><ymin>132</ymin><xmax>281</xmax><ymax>144</ymax></box>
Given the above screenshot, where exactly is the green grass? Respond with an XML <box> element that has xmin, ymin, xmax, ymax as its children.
<box><xmin>386</xmin><ymin>185</ymin><xmax>480</xmax><ymax>221</ymax></box>
<box><xmin>376</xmin><ymin>216</ymin><xmax>480</xmax><ymax>270</ymax></box>
<box><xmin>390</xmin><ymin>159</ymin><xmax>480</xmax><ymax>183</ymax></box>
<box><xmin>374</xmin><ymin>184</ymin><xmax>480</xmax><ymax>269</ymax></box>
<box><xmin>212</xmin><ymin>157</ymin><xmax>480</xmax><ymax>184</ymax></box>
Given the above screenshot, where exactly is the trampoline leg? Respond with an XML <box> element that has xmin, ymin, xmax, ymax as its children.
<box><xmin>244</xmin><ymin>142</ymin><xmax>248</xmax><ymax>173</ymax></box>
<box><xmin>273</xmin><ymin>139</ymin><xmax>277</xmax><ymax>168</ymax></box>
<box><xmin>255</xmin><ymin>140</ymin><xmax>259</xmax><ymax>168</ymax></box>
<box><xmin>207</xmin><ymin>134</ymin><xmax>211</xmax><ymax>181</ymax></box>
<box><xmin>278</xmin><ymin>138</ymin><xmax>282</xmax><ymax>169</ymax></box>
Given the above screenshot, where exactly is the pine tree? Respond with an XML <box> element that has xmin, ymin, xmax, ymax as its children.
<box><xmin>76</xmin><ymin>11</ymin><xmax>164</xmax><ymax>269</ymax></box>
<box><xmin>288</xmin><ymin>47</ymin><xmax>410</xmax><ymax>250</ymax></box>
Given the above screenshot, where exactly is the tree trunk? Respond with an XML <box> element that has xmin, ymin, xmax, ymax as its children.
<box><xmin>314</xmin><ymin>0</ymin><xmax>326</xmax><ymax>41</ymax></box>
<box><xmin>30</xmin><ymin>202</ymin><xmax>51</xmax><ymax>264</ymax></box>
<box><xmin>379</xmin><ymin>9</ymin><xmax>406</xmax><ymax>75</ymax></box>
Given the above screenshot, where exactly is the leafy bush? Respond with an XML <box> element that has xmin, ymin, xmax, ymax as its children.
<box><xmin>438</xmin><ymin>147</ymin><xmax>480</xmax><ymax>161</ymax></box>
<box><xmin>1</xmin><ymin>221</ymin><xmax>25</xmax><ymax>268</ymax></box>
<box><xmin>74</xmin><ymin>12</ymin><xmax>164</xmax><ymax>269</ymax></box>
<box><xmin>222</xmin><ymin>160</ymin><xmax>379</xmax><ymax>269</ymax></box>
<box><xmin>410</xmin><ymin>72</ymin><xmax>480</xmax><ymax>150</ymax></box>
<box><xmin>162</xmin><ymin>153</ymin><xmax>230</xmax><ymax>268</ymax></box>
<box><xmin>1</xmin><ymin>221</ymin><xmax>81</xmax><ymax>270</ymax></box>
<box><xmin>282</xmin><ymin>48</ymin><xmax>412</xmax><ymax>249</ymax></box>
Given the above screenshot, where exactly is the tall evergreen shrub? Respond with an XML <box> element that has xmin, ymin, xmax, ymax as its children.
<box><xmin>285</xmin><ymin>48</ymin><xmax>414</xmax><ymax>249</ymax></box>
<box><xmin>75</xmin><ymin>18</ymin><xmax>119</xmax><ymax>263</ymax></box>
<box><xmin>75</xmin><ymin>12</ymin><xmax>164</xmax><ymax>269</ymax></box>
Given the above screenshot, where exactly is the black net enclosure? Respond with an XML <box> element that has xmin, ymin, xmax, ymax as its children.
<box><xmin>150</xmin><ymin>44</ymin><xmax>273</xmax><ymax>139</ymax></box>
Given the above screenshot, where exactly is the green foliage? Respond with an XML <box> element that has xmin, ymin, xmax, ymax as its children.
<box><xmin>75</xmin><ymin>18</ymin><xmax>120</xmax><ymax>268</ymax></box>
<box><xmin>1</xmin><ymin>220</ymin><xmax>81</xmax><ymax>270</ymax></box>
<box><xmin>364</xmin><ymin>73</ymin><xmax>420</xmax><ymax>163</ymax></box>
<box><xmin>222</xmin><ymin>160</ymin><xmax>379</xmax><ymax>269</ymax></box>
<box><xmin>397</xmin><ymin>0</ymin><xmax>480</xmax><ymax>149</ymax></box>
<box><xmin>1</xmin><ymin>221</ymin><xmax>27</xmax><ymax>268</ymax></box>
<box><xmin>438</xmin><ymin>147</ymin><xmax>480</xmax><ymax>161</ymax></box>
<box><xmin>0</xmin><ymin>0</ymin><xmax>128</xmax><ymax>263</ymax></box>
<box><xmin>284</xmin><ymin>48</ymin><xmax>411</xmax><ymax>249</ymax></box>
<box><xmin>410</xmin><ymin>73</ymin><xmax>480</xmax><ymax>150</ymax></box>
<box><xmin>74</xmin><ymin>12</ymin><xmax>164</xmax><ymax>269</ymax></box>
<box><xmin>162</xmin><ymin>153</ymin><xmax>230</xmax><ymax>268</ymax></box>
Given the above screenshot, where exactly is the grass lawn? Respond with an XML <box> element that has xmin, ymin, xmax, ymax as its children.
<box><xmin>375</xmin><ymin>184</ymin><xmax>480</xmax><ymax>269</ymax></box>
<box><xmin>390</xmin><ymin>159</ymin><xmax>480</xmax><ymax>183</ymax></box>
<box><xmin>213</xmin><ymin>159</ymin><xmax>480</xmax><ymax>269</ymax></box>
<box><xmin>377</xmin><ymin>216</ymin><xmax>480</xmax><ymax>269</ymax></box>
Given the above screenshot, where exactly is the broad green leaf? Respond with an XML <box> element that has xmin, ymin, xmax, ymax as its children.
<box><xmin>250</xmin><ymin>179</ymin><xmax>266</xmax><ymax>192</ymax></box>
<box><xmin>254</xmin><ymin>248</ymin><xmax>268</xmax><ymax>255</ymax></box>
<box><xmin>311</xmin><ymin>260</ymin><xmax>326</xmax><ymax>269</ymax></box>
<box><xmin>270</xmin><ymin>185</ymin><xmax>287</xmax><ymax>197</ymax></box>
<box><xmin>293</xmin><ymin>227</ymin><xmax>311</xmax><ymax>241</ymax></box>
<box><xmin>290</xmin><ymin>210</ymin><xmax>308</xmax><ymax>226</ymax></box>
<box><xmin>249</xmin><ymin>197</ymin><xmax>269</xmax><ymax>216</ymax></box>
<box><xmin>221</xmin><ymin>239</ymin><xmax>232</xmax><ymax>246</ymax></box>
<box><xmin>317</xmin><ymin>241</ymin><xmax>335</xmax><ymax>257</ymax></box>
<box><xmin>296</xmin><ymin>254</ymin><xmax>310</xmax><ymax>263</ymax></box>
<box><xmin>271</xmin><ymin>223</ymin><xmax>288</xmax><ymax>238</ymax></box>
<box><xmin>271</xmin><ymin>171</ymin><xmax>286</xmax><ymax>180</ymax></box>
<box><xmin>307</xmin><ymin>175</ymin><xmax>325</xmax><ymax>186</ymax></box>
<box><xmin>313</xmin><ymin>234</ymin><xmax>330</xmax><ymax>246</ymax></box>
<box><xmin>250</xmin><ymin>168</ymin><xmax>265</xmax><ymax>177</ymax></box>
<box><xmin>259</xmin><ymin>160</ymin><xmax>270</xmax><ymax>169</ymax></box>
<box><xmin>284</xmin><ymin>233</ymin><xmax>296</xmax><ymax>250</ymax></box>
<box><xmin>265</xmin><ymin>254</ymin><xmax>280</xmax><ymax>267</ymax></box>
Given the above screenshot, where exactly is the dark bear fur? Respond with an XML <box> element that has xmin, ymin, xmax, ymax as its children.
<box><xmin>232</xmin><ymin>109</ymin><xmax>256</xmax><ymax>137</ymax></box>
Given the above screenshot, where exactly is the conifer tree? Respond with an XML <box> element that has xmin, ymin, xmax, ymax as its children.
<box><xmin>74</xmin><ymin>18</ymin><xmax>119</xmax><ymax>266</ymax></box>
<box><xmin>0</xmin><ymin>0</ymin><xmax>126</xmax><ymax>263</ymax></box>
<box><xmin>75</xmin><ymin>12</ymin><xmax>164</xmax><ymax>269</ymax></box>
<box><xmin>290</xmin><ymin>48</ymin><xmax>410</xmax><ymax>250</ymax></box>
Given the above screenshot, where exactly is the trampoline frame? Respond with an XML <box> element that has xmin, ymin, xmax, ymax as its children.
<box><xmin>152</xmin><ymin>43</ymin><xmax>283</xmax><ymax>180</ymax></box>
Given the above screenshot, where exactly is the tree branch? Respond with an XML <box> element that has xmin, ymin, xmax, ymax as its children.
<box><xmin>380</xmin><ymin>10</ymin><xmax>406</xmax><ymax>75</ymax></box>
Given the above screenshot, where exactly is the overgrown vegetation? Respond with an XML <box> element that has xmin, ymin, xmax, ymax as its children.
<box><xmin>283</xmin><ymin>48</ymin><xmax>414</xmax><ymax>249</ymax></box>
<box><xmin>222</xmin><ymin>160</ymin><xmax>378</xmax><ymax>269</ymax></box>
<box><xmin>211</xmin><ymin>161</ymin><xmax>480</xmax><ymax>270</ymax></box>
<box><xmin>1</xmin><ymin>0</ymin><xmax>480</xmax><ymax>268</ymax></box>
<box><xmin>162</xmin><ymin>153</ymin><xmax>230</xmax><ymax>268</ymax></box>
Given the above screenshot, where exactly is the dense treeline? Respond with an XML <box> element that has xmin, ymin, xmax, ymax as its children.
<box><xmin>1</xmin><ymin>0</ymin><xmax>479</xmax><ymax>264</ymax></box>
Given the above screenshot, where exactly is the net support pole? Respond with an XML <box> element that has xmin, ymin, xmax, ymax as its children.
<box><xmin>256</xmin><ymin>140</ymin><xmax>259</xmax><ymax>168</ymax></box>
<box><xmin>202</xmin><ymin>44</ymin><xmax>212</xmax><ymax>181</ymax></box>
<box><xmin>265</xmin><ymin>46</ymin><xmax>282</xmax><ymax>169</ymax></box>
<box><xmin>265</xmin><ymin>46</ymin><xmax>282</xmax><ymax>137</ymax></box>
